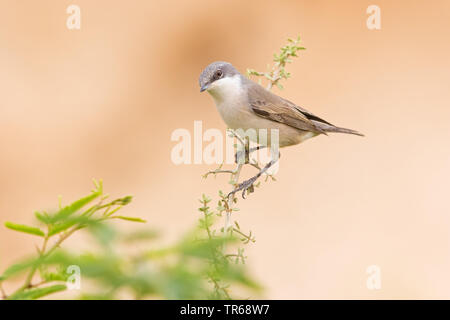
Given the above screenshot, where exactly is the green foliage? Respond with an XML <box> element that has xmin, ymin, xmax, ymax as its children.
<box><xmin>0</xmin><ymin>180</ymin><xmax>141</xmax><ymax>299</ymax></box>
<box><xmin>247</xmin><ymin>35</ymin><xmax>305</xmax><ymax>90</ymax></box>
<box><xmin>197</xmin><ymin>194</ymin><xmax>258</xmax><ymax>299</ymax></box>
<box><xmin>110</xmin><ymin>216</ymin><xmax>146</xmax><ymax>223</ymax></box>
<box><xmin>4</xmin><ymin>222</ymin><xmax>45</xmax><ymax>237</ymax></box>
<box><xmin>8</xmin><ymin>284</ymin><xmax>67</xmax><ymax>300</ymax></box>
<box><xmin>0</xmin><ymin>180</ymin><xmax>260</xmax><ymax>300</ymax></box>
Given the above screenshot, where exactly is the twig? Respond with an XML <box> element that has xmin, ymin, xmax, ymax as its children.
<box><xmin>12</xmin><ymin>223</ymin><xmax>82</xmax><ymax>296</ymax></box>
<box><xmin>203</xmin><ymin>167</ymin><xmax>236</xmax><ymax>179</ymax></box>
<box><xmin>232</xmin><ymin>227</ymin><xmax>255</xmax><ymax>244</ymax></box>
<box><xmin>225</xmin><ymin>163</ymin><xmax>243</xmax><ymax>231</ymax></box>
<box><xmin>210</xmin><ymin>277</ymin><xmax>231</xmax><ymax>300</ymax></box>
<box><xmin>17</xmin><ymin>237</ymin><xmax>49</xmax><ymax>292</ymax></box>
<box><xmin>247</xmin><ymin>36</ymin><xmax>305</xmax><ymax>90</ymax></box>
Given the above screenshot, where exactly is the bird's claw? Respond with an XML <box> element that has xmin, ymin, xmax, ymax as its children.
<box><xmin>227</xmin><ymin>176</ymin><xmax>259</xmax><ymax>200</ymax></box>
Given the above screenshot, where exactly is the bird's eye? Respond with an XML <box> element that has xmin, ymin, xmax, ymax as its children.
<box><xmin>214</xmin><ymin>70</ymin><xmax>223</xmax><ymax>80</ymax></box>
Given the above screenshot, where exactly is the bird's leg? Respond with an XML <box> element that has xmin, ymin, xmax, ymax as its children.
<box><xmin>228</xmin><ymin>152</ymin><xmax>280</xmax><ymax>199</ymax></box>
<box><xmin>235</xmin><ymin>145</ymin><xmax>267</xmax><ymax>164</ymax></box>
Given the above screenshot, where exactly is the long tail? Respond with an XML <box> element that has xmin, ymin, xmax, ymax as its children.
<box><xmin>312</xmin><ymin>121</ymin><xmax>364</xmax><ymax>137</ymax></box>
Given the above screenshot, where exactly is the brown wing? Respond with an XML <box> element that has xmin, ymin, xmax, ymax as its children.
<box><xmin>246</xmin><ymin>83</ymin><xmax>326</xmax><ymax>134</ymax></box>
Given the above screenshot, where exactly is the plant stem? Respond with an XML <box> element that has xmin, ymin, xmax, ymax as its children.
<box><xmin>210</xmin><ymin>277</ymin><xmax>231</xmax><ymax>300</ymax></box>
<box><xmin>13</xmin><ymin>224</ymin><xmax>81</xmax><ymax>295</ymax></box>
<box><xmin>18</xmin><ymin>236</ymin><xmax>49</xmax><ymax>292</ymax></box>
<box><xmin>266</xmin><ymin>68</ymin><xmax>280</xmax><ymax>90</ymax></box>
<box><xmin>225</xmin><ymin>163</ymin><xmax>242</xmax><ymax>231</ymax></box>
<box><xmin>0</xmin><ymin>283</ymin><xmax>7</xmax><ymax>299</ymax></box>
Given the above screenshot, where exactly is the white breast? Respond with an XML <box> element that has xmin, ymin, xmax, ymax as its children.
<box><xmin>206</xmin><ymin>75</ymin><xmax>253</xmax><ymax>129</ymax></box>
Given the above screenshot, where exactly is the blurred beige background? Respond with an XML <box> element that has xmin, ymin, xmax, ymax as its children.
<box><xmin>1</xmin><ymin>0</ymin><xmax>449</xmax><ymax>299</ymax></box>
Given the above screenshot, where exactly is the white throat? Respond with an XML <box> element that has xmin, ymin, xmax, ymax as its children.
<box><xmin>206</xmin><ymin>74</ymin><xmax>253</xmax><ymax>131</ymax></box>
<box><xmin>206</xmin><ymin>75</ymin><xmax>244</xmax><ymax>104</ymax></box>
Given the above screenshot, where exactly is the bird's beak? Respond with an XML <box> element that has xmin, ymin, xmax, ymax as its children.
<box><xmin>200</xmin><ymin>84</ymin><xmax>209</xmax><ymax>92</ymax></box>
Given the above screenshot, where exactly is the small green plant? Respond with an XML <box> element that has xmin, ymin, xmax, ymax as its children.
<box><xmin>0</xmin><ymin>180</ymin><xmax>260</xmax><ymax>300</ymax></box>
<box><xmin>247</xmin><ymin>35</ymin><xmax>305</xmax><ymax>90</ymax></box>
<box><xmin>198</xmin><ymin>193</ymin><xmax>256</xmax><ymax>299</ymax></box>
<box><xmin>0</xmin><ymin>180</ymin><xmax>139</xmax><ymax>299</ymax></box>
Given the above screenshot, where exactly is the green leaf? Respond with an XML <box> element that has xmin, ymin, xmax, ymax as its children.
<box><xmin>35</xmin><ymin>211</ymin><xmax>52</xmax><ymax>224</ymax></box>
<box><xmin>4</xmin><ymin>222</ymin><xmax>45</xmax><ymax>237</ymax></box>
<box><xmin>111</xmin><ymin>216</ymin><xmax>146</xmax><ymax>223</ymax></box>
<box><xmin>122</xmin><ymin>229</ymin><xmax>159</xmax><ymax>243</ymax></box>
<box><xmin>8</xmin><ymin>284</ymin><xmax>67</xmax><ymax>300</ymax></box>
<box><xmin>51</xmin><ymin>189</ymin><xmax>102</xmax><ymax>223</ymax></box>
<box><xmin>47</xmin><ymin>219</ymin><xmax>78</xmax><ymax>237</ymax></box>
<box><xmin>47</xmin><ymin>215</ymin><xmax>92</xmax><ymax>237</ymax></box>
<box><xmin>42</xmin><ymin>271</ymin><xmax>68</xmax><ymax>282</ymax></box>
<box><xmin>1</xmin><ymin>262</ymin><xmax>29</xmax><ymax>279</ymax></box>
<box><xmin>0</xmin><ymin>257</ymin><xmax>44</xmax><ymax>280</ymax></box>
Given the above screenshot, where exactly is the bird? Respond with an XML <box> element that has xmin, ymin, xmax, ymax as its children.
<box><xmin>199</xmin><ymin>61</ymin><xmax>363</xmax><ymax>198</ymax></box>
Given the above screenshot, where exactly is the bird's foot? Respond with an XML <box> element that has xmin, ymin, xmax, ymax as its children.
<box><xmin>227</xmin><ymin>175</ymin><xmax>259</xmax><ymax>200</ymax></box>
